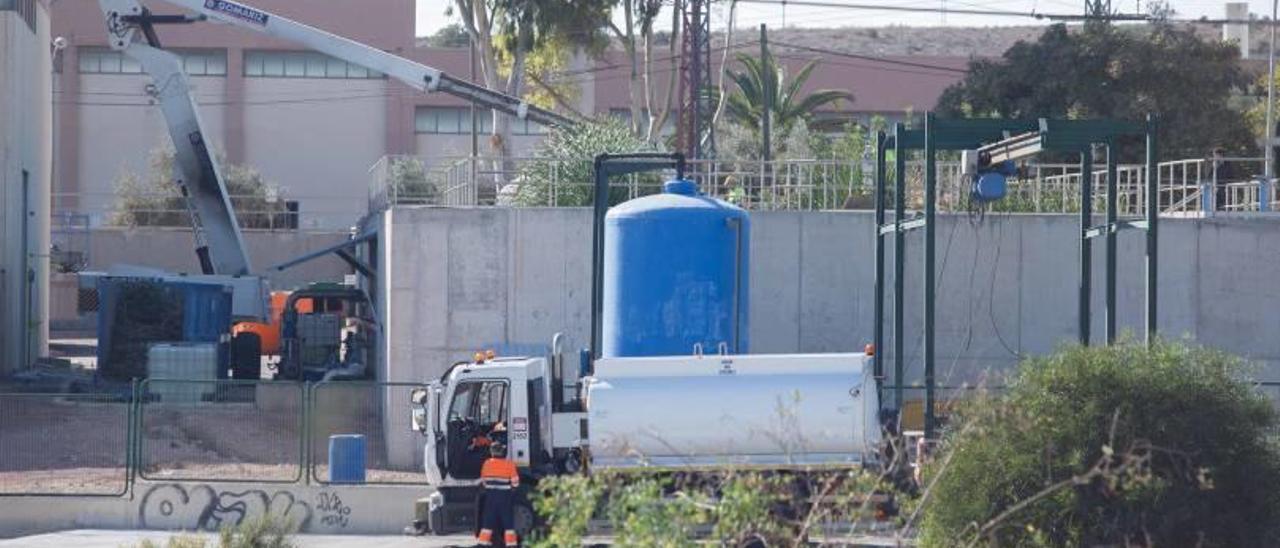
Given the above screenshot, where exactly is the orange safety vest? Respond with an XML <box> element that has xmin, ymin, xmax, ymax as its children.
<box><xmin>480</xmin><ymin>457</ymin><xmax>520</xmax><ymax>490</ymax></box>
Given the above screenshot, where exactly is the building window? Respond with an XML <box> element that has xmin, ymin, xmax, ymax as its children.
<box><xmin>0</xmin><ymin>0</ymin><xmax>38</xmax><ymax>33</ymax></box>
<box><xmin>78</xmin><ymin>47</ymin><xmax>226</xmax><ymax>76</ymax></box>
<box><xmin>415</xmin><ymin>106</ymin><xmax>547</xmax><ymax>135</ymax></box>
<box><xmin>416</xmin><ymin>106</ymin><xmax>493</xmax><ymax>134</ymax></box>
<box><xmin>244</xmin><ymin>50</ymin><xmax>383</xmax><ymax>79</ymax></box>
<box><xmin>512</xmin><ymin>117</ymin><xmax>547</xmax><ymax>135</ymax></box>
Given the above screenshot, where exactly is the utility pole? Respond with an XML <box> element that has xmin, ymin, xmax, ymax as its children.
<box><xmin>469</xmin><ymin>31</ymin><xmax>479</xmax><ymax>186</ymax></box>
<box><xmin>760</xmin><ymin>24</ymin><xmax>770</xmax><ymax>166</ymax></box>
<box><xmin>1267</xmin><ymin>0</ymin><xmax>1277</xmax><ymax>182</ymax></box>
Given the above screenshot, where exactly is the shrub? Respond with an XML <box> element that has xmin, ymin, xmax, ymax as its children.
<box><xmin>511</xmin><ymin>118</ymin><xmax>663</xmax><ymax>207</ymax></box>
<box><xmin>132</xmin><ymin>514</ymin><xmax>297</xmax><ymax>548</ymax></box>
<box><xmin>919</xmin><ymin>339</ymin><xmax>1280</xmax><ymax>547</ymax></box>
<box><xmin>112</xmin><ymin>146</ymin><xmax>288</xmax><ymax>229</ymax></box>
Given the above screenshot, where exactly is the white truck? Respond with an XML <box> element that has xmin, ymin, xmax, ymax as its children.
<box><xmin>408</xmin><ymin>335</ymin><xmax>882</xmax><ymax>534</ymax></box>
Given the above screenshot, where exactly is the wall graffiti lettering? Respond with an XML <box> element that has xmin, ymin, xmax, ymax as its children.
<box><xmin>138</xmin><ymin>484</ymin><xmax>313</xmax><ymax>532</ymax></box>
<box><xmin>315</xmin><ymin>491</ymin><xmax>352</xmax><ymax>528</ymax></box>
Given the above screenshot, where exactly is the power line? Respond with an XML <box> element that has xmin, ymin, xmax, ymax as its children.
<box><xmin>739</xmin><ymin>0</ymin><xmax>1280</xmax><ymax>25</ymax></box>
<box><xmin>770</xmin><ymin>40</ymin><xmax>969</xmax><ymax>73</ymax></box>
<box><xmin>735</xmin><ymin>0</ymin><xmax>1150</xmax><ymax>21</ymax></box>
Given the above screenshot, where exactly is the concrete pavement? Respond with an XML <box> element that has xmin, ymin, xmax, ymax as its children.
<box><xmin>0</xmin><ymin>529</ymin><xmax>477</xmax><ymax>547</ymax></box>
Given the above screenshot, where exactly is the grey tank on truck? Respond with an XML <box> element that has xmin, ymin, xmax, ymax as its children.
<box><xmin>407</xmin><ymin>336</ymin><xmax>882</xmax><ymax>535</ymax></box>
<box><xmin>585</xmin><ymin>353</ymin><xmax>880</xmax><ymax>468</ymax></box>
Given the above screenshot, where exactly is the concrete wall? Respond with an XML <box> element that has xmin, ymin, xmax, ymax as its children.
<box><xmin>1</xmin><ymin>1</ymin><xmax>53</xmax><ymax>372</ymax></box>
<box><xmin>0</xmin><ymin>481</ymin><xmax>420</xmax><ymax>538</ymax></box>
<box><xmin>380</xmin><ymin>208</ymin><xmax>1280</xmax><ymax>390</ymax></box>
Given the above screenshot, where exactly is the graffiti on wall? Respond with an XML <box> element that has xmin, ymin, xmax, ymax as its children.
<box><xmin>138</xmin><ymin>484</ymin><xmax>355</xmax><ymax>532</ymax></box>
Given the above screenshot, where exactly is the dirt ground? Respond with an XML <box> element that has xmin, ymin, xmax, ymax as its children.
<box><xmin>0</xmin><ymin>393</ymin><xmax>424</xmax><ymax>494</ymax></box>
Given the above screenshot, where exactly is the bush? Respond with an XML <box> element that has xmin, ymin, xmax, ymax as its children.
<box><xmin>532</xmin><ymin>468</ymin><xmax>901</xmax><ymax>547</ymax></box>
<box><xmin>133</xmin><ymin>514</ymin><xmax>297</xmax><ymax>548</ymax></box>
<box><xmin>510</xmin><ymin>119</ymin><xmax>663</xmax><ymax>207</ymax></box>
<box><xmin>919</xmin><ymin>339</ymin><xmax>1280</xmax><ymax>547</ymax></box>
<box><xmin>112</xmin><ymin>146</ymin><xmax>288</xmax><ymax>229</ymax></box>
<box><xmin>385</xmin><ymin>156</ymin><xmax>438</xmax><ymax>204</ymax></box>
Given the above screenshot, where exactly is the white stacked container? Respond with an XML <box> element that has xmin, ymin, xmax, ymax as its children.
<box><xmin>148</xmin><ymin>342</ymin><xmax>219</xmax><ymax>403</ymax></box>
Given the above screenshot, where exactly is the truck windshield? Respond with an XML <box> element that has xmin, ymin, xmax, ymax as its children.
<box><xmin>448</xmin><ymin>381</ymin><xmax>507</xmax><ymax>424</ymax></box>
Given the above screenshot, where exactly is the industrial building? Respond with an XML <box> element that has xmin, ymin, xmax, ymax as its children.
<box><xmin>0</xmin><ymin>0</ymin><xmax>52</xmax><ymax>374</ymax></box>
<box><xmin>48</xmin><ymin>0</ymin><xmax>968</xmax><ymax>230</ymax></box>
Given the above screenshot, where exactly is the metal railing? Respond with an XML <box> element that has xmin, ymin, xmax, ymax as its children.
<box><xmin>368</xmin><ymin>154</ymin><xmax>1280</xmax><ymax>217</ymax></box>
<box><xmin>52</xmin><ymin>191</ymin><xmax>367</xmax><ymax>232</ymax></box>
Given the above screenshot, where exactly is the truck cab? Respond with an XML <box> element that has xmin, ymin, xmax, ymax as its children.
<box><xmin>410</xmin><ymin>348</ymin><xmax>585</xmax><ymax>534</ymax></box>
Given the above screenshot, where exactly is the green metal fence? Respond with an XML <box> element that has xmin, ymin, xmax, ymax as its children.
<box><xmin>0</xmin><ymin>380</ymin><xmax>428</xmax><ymax>495</ymax></box>
<box><xmin>0</xmin><ymin>387</ymin><xmax>136</xmax><ymax>496</ymax></box>
<box><xmin>307</xmin><ymin>381</ymin><xmax>425</xmax><ymax>485</ymax></box>
<box><xmin>136</xmin><ymin>379</ymin><xmax>306</xmax><ymax>483</ymax></box>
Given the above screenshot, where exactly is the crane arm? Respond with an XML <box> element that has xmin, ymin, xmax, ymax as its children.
<box><xmin>97</xmin><ymin>0</ymin><xmax>574</xmax><ymax>276</ymax></box>
<box><xmin>104</xmin><ymin>0</ymin><xmax>574</xmax><ymax>127</ymax></box>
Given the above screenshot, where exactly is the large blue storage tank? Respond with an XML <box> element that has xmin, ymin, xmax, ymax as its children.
<box><xmin>602</xmin><ymin>179</ymin><xmax>749</xmax><ymax>357</ymax></box>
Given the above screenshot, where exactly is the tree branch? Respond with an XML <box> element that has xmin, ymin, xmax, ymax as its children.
<box><xmin>527</xmin><ymin>73</ymin><xmax>590</xmax><ymax>120</ymax></box>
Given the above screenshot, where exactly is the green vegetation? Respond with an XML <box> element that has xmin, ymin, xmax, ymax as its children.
<box><xmin>511</xmin><ymin>118</ymin><xmax>662</xmax><ymax>207</ymax></box>
<box><xmin>530</xmin><ymin>469</ymin><xmax>899</xmax><ymax>547</ymax></box>
<box><xmin>919</xmin><ymin>339</ymin><xmax>1280</xmax><ymax>546</ymax></box>
<box><xmin>131</xmin><ymin>515</ymin><xmax>297</xmax><ymax>548</ymax></box>
<box><xmin>384</xmin><ymin>156</ymin><xmax>437</xmax><ymax>204</ymax></box>
<box><xmin>721</xmin><ymin>51</ymin><xmax>853</xmax><ymax>136</ymax></box>
<box><xmin>112</xmin><ymin>146</ymin><xmax>287</xmax><ymax>229</ymax></box>
<box><xmin>937</xmin><ymin>23</ymin><xmax>1255</xmax><ymax>159</ymax></box>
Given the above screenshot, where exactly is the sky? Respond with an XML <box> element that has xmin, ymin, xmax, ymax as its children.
<box><xmin>416</xmin><ymin>0</ymin><xmax>1280</xmax><ymax>37</ymax></box>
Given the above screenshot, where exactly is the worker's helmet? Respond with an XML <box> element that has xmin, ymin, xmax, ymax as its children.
<box><xmin>490</xmin><ymin>441</ymin><xmax>508</xmax><ymax>458</ymax></box>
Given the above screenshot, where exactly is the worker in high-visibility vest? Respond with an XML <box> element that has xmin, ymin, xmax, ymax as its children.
<box><xmin>476</xmin><ymin>441</ymin><xmax>520</xmax><ymax>547</ymax></box>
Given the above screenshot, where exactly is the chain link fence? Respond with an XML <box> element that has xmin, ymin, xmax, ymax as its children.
<box><xmin>137</xmin><ymin>379</ymin><xmax>305</xmax><ymax>483</ymax></box>
<box><xmin>308</xmin><ymin>382</ymin><xmax>424</xmax><ymax>485</ymax></box>
<box><xmin>0</xmin><ymin>391</ymin><xmax>134</xmax><ymax>496</ymax></box>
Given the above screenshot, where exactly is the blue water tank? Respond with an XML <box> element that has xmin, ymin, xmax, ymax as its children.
<box><xmin>328</xmin><ymin>434</ymin><xmax>367</xmax><ymax>483</ymax></box>
<box><xmin>602</xmin><ymin>179</ymin><xmax>749</xmax><ymax>357</ymax></box>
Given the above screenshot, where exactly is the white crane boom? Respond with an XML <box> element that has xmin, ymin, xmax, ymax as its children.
<box><xmin>97</xmin><ymin>0</ymin><xmax>573</xmax><ymax>276</ymax></box>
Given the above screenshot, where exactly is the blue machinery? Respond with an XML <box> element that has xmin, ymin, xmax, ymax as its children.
<box><xmin>872</xmin><ymin>114</ymin><xmax>1161</xmax><ymax>439</ymax></box>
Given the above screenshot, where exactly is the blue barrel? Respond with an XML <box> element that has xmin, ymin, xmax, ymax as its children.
<box><xmin>602</xmin><ymin>179</ymin><xmax>749</xmax><ymax>357</ymax></box>
<box><xmin>328</xmin><ymin>434</ymin><xmax>366</xmax><ymax>483</ymax></box>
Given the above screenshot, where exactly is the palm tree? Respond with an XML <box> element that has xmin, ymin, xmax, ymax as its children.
<box><xmin>722</xmin><ymin>50</ymin><xmax>854</xmax><ymax>134</ymax></box>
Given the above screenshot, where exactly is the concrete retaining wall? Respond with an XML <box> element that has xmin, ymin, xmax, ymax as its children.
<box><xmin>380</xmin><ymin>207</ymin><xmax>1280</xmax><ymax>387</ymax></box>
<box><xmin>0</xmin><ymin>481</ymin><xmax>421</xmax><ymax>539</ymax></box>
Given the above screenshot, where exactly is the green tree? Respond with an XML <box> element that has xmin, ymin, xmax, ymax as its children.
<box><xmin>722</xmin><ymin>51</ymin><xmax>854</xmax><ymax>136</ymax></box>
<box><xmin>385</xmin><ymin>156</ymin><xmax>438</xmax><ymax>204</ymax></box>
<box><xmin>423</xmin><ymin>23</ymin><xmax>471</xmax><ymax>48</ymax></box>
<box><xmin>510</xmin><ymin>118</ymin><xmax>661</xmax><ymax>207</ymax></box>
<box><xmin>111</xmin><ymin>146</ymin><xmax>287</xmax><ymax>229</ymax></box>
<box><xmin>937</xmin><ymin>23</ymin><xmax>1255</xmax><ymax>159</ymax></box>
<box><xmin>448</xmin><ymin>0</ymin><xmax>607</xmax><ymax>169</ymax></box>
<box><xmin>919</xmin><ymin>339</ymin><xmax>1280</xmax><ymax>546</ymax></box>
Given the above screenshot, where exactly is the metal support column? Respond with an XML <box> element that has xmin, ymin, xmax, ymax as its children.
<box><xmin>1145</xmin><ymin>115</ymin><xmax>1159</xmax><ymax>343</ymax></box>
<box><xmin>873</xmin><ymin>131</ymin><xmax>887</xmax><ymax>386</ymax></box>
<box><xmin>923</xmin><ymin>113</ymin><xmax>937</xmax><ymax>440</ymax></box>
<box><xmin>1079</xmin><ymin>149</ymin><xmax>1093</xmax><ymax>346</ymax></box>
<box><xmin>893</xmin><ymin>124</ymin><xmax>907</xmax><ymax>413</ymax></box>
<box><xmin>1105</xmin><ymin>142</ymin><xmax>1118</xmax><ymax>343</ymax></box>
